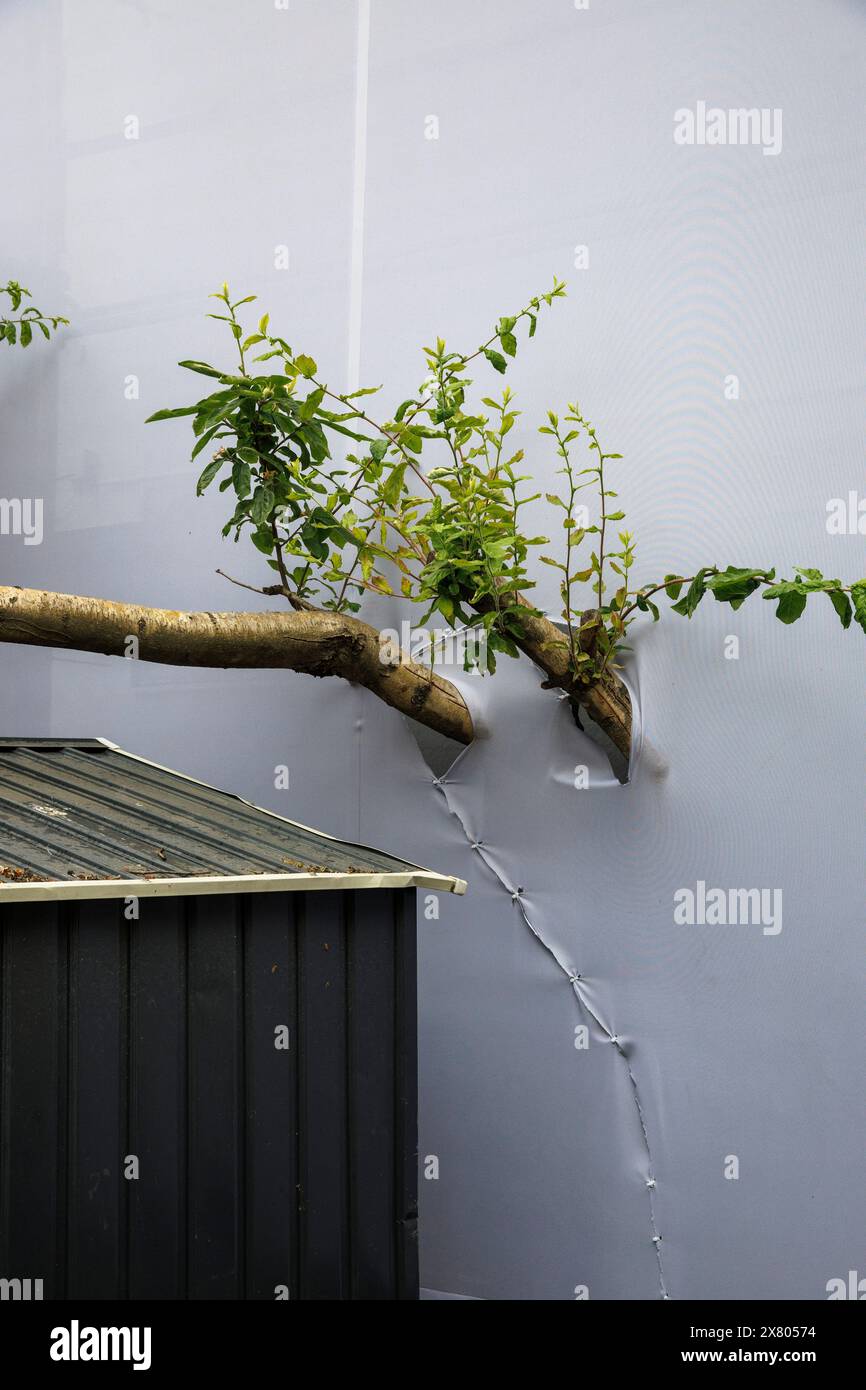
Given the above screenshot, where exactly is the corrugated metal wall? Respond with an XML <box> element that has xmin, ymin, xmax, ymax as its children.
<box><xmin>0</xmin><ymin>887</ymin><xmax>418</xmax><ymax>1300</ymax></box>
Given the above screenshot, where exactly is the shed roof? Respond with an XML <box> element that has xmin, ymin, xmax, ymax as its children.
<box><xmin>0</xmin><ymin>739</ymin><xmax>466</xmax><ymax>902</ymax></box>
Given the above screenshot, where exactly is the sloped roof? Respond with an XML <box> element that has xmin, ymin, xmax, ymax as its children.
<box><xmin>0</xmin><ymin>739</ymin><xmax>465</xmax><ymax>901</ymax></box>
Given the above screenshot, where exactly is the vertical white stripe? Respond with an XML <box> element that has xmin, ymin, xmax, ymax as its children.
<box><xmin>347</xmin><ymin>0</ymin><xmax>371</xmax><ymax>391</ymax></box>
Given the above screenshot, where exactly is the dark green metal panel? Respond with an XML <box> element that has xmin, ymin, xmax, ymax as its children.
<box><xmin>0</xmin><ymin>887</ymin><xmax>418</xmax><ymax>1301</ymax></box>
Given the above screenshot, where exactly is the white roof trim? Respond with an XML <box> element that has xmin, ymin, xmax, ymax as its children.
<box><xmin>0</xmin><ymin>869</ymin><xmax>467</xmax><ymax>904</ymax></box>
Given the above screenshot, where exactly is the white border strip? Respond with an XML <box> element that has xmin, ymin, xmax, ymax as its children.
<box><xmin>346</xmin><ymin>0</ymin><xmax>371</xmax><ymax>390</ymax></box>
<box><xmin>0</xmin><ymin>870</ymin><xmax>467</xmax><ymax>904</ymax></box>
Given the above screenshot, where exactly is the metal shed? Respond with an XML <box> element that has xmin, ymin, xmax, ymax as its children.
<box><xmin>0</xmin><ymin>738</ymin><xmax>465</xmax><ymax>1301</ymax></box>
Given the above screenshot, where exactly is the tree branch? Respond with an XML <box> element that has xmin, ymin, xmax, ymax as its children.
<box><xmin>513</xmin><ymin>598</ymin><xmax>632</xmax><ymax>758</ymax></box>
<box><xmin>472</xmin><ymin>593</ymin><xmax>633</xmax><ymax>759</ymax></box>
<box><xmin>0</xmin><ymin>585</ymin><xmax>473</xmax><ymax>745</ymax></box>
<box><xmin>0</xmin><ymin>582</ymin><xmax>633</xmax><ymax>757</ymax></box>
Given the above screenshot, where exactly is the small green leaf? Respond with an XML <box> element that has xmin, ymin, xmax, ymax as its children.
<box><xmin>636</xmin><ymin>594</ymin><xmax>660</xmax><ymax>621</ymax></box>
<box><xmin>196</xmin><ymin>456</ymin><xmax>225</xmax><ymax>495</ymax></box>
<box><xmin>298</xmin><ymin>384</ymin><xmax>326</xmax><ymax>420</ymax></box>
<box><xmin>762</xmin><ymin>581</ymin><xmax>808</xmax><ymax>624</ymax></box>
<box><xmin>145</xmin><ymin>406</ymin><xmax>200</xmax><ymax>422</ymax></box>
<box><xmin>705</xmin><ymin>566</ymin><xmax>771</xmax><ymax>609</ymax></box>
<box><xmin>484</xmin><ymin>348</ymin><xmax>508</xmax><ymax>374</ymax></box>
<box><xmin>190</xmin><ymin>425</ymin><xmax>221</xmax><ymax>460</ymax></box>
<box><xmin>499</xmin><ymin>330</ymin><xmax>517</xmax><ymax>358</ymax></box>
<box><xmin>437</xmin><ymin>595</ymin><xmax>455</xmax><ymax>623</ymax></box>
<box><xmin>827</xmin><ymin>588</ymin><xmax>852</xmax><ymax>628</ymax></box>
<box><xmin>178</xmin><ymin>360</ymin><xmax>224</xmax><ymax>379</ymax></box>
<box><xmin>251</xmin><ymin>484</ymin><xmax>274</xmax><ymax>525</ymax></box>
<box><xmin>382</xmin><ymin>462</ymin><xmax>407</xmax><ymax>508</ymax></box>
<box><xmin>293</xmin><ymin>354</ymin><xmax>318</xmax><ymax>378</ymax></box>
<box><xmin>345</xmin><ymin>384</ymin><xmax>382</xmax><ymax>399</ymax></box>
<box><xmin>671</xmin><ymin>569</ymin><xmax>712</xmax><ymax>618</ymax></box>
<box><xmin>850</xmin><ymin>581</ymin><xmax>866</xmax><ymax>634</ymax></box>
<box><xmin>232</xmin><ymin>459</ymin><xmax>252</xmax><ymax>498</ymax></box>
<box><xmin>251</xmin><ymin>527</ymin><xmax>274</xmax><ymax>555</ymax></box>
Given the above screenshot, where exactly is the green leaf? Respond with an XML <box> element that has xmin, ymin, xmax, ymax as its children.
<box><xmin>251</xmin><ymin>484</ymin><xmax>274</xmax><ymax>525</ymax></box>
<box><xmin>236</xmin><ymin>446</ymin><xmax>259</xmax><ymax>466</ymax></box>
<box><xmin>251</xmin><ymin>527</ymin><xmax>274</xmax><ymax>555</ymax></box>
<box><xmin>762</xmin><ymin>581</ymin><xmax>808</xmax><ymax>624</ymax></box>
<box><xmin>190</xmin><ymin>425</ymin><xmax>222</xmax><ymax>460</ymax></box>
<box><xmin>20</xmin><ymin>320</ymin><xmax>32</xmax><ymax>347</ymax></box>
<box><xmin>636</xmin><ymin>594</ymin><xmax>660</xmax><ymax>621</ymax></box>
<box><xmin>850</xmin><ymin>581</ymin><xmax>866</xmax><ymax>635</ymax></box>
<box><xmin>145</xmin><ymin>406</ymin><xmax>200</xmax><ymax>423</ymax></box>
<box><xmin>298</xmin><ymin>384</ymin><xmax>326</xmax><ymax>420</ymax></box>
<box><xmin>484</xmin><ymin>348</ymin><xmax>508</xmax><ymax>374</ymax></box>
<box><xmin>178</xmin><ymin>360</ymin><xmax>224</xmax><ymax>379</ymax></box>
<box><xmin>195</xmin><ymin>456</ymin><xmax>225</xmax><ymax>495</ymax></box>
<box><xmin>499</xmin><ymin>330</ymin><xmax>517</xmax><ymax>358</ymax></box>
<box><xmin>382</xmin><ymin>462</ymin><xmax>407</xmax><ymax>508</ymax></box>
<box><xmin>232</xmin><ymin>459</ymin><xmax>252</xmax><ymax>498</ymax></box>
<box><xmin>705</xmin><ymin>566</ymin><xmax>771</xmax><ymax>610</ymax></box>
<box><xmin>671</xmin><ymin>568</ymin><xmax>712</xmax><ymax>618</ymax></box>
<box><xmin>437</xmin><ymin>595</ymin><xmax>455</xmax><ymax>623</ymax></box>
<box><xmin>394</xmin><ymin>399</ymin><xmax>414</xmax><ymax>422</ymax></box>
<box><xmin>827</xmin><ymin>588</ymin><xmax>852</xmax><ymax>628</ymax></box>
<box><xmin>345</xmin><ymin>384</ymin><xmax>382</xmax><ymax>399</ymax></box>
<box><xmin>528</xmin><ymin>313</ymin><xmax>537</xmax><ymax>338</ymax></box>
<box><xmin>662</xmin><ymin>574</ymin><xmax>684</xmax><ymax>600</ymax></box>
<box><xmin>293</xmin><ymin>354</ymin><xmax>318</xmax><ymax>378</ymax></box>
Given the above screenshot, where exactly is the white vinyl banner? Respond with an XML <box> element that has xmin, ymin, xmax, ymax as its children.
<box><xmin>1</xmin><ymin>0</ymin><xmax>863</xmax><ymax>1300</ymax></box>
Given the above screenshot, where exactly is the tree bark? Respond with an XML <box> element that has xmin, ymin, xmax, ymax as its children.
<box><xmin>0</xmin><ymin>583</ymin><xmax>634</xmax><ymax>758</ymax></box>
<box><xmin>508</xmin><ymin>598</ymin><xmax>633</xmax><ymax>760</ymax></box>
<box><xmin>0</xmin><ymin>585</ymin><xmax>474</xmax><ymax>745</ymax></box>
<box><xmin>467</xmin><ymin>591</ymin><xmax>633</xmax><ymax>758</ymax></box>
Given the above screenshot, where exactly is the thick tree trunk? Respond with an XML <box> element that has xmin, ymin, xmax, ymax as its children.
<box><xmin>0</xmin><ymin>585</ymin><xmax>474</xmax><ymax>744</ymax></box>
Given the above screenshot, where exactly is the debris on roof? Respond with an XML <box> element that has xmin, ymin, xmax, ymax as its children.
<box><xmin>0</xmin><ymin>739</ymin><xmax>466</xmax><ymax>899</ymax></box>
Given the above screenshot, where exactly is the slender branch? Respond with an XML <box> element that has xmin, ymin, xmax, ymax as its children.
<box><xmin>215</xmin><ymin>569</ymin><xmax>273</xmax><ymax>597</ymax></box>
<box><xmin>318</xmin><ymin>384</ymin><xmax>437</xmax><ymax>497</ymax></box>
<box><xmin>596</xmin><ymin>443</ymin><xmax>606</xmax><ymax>609</ymax></box>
